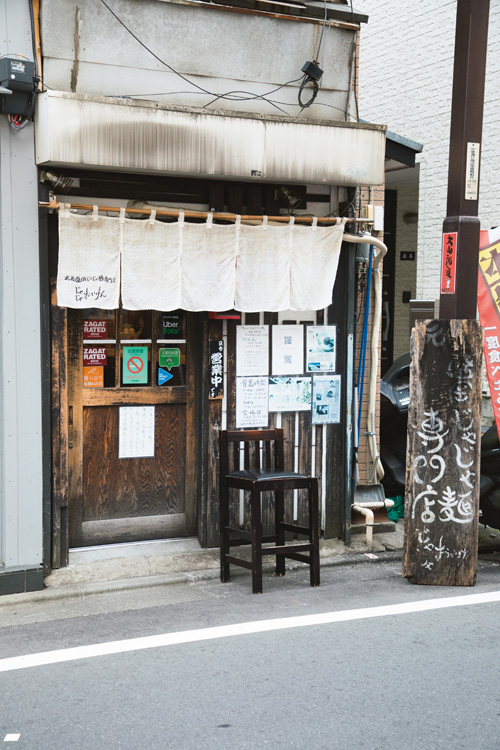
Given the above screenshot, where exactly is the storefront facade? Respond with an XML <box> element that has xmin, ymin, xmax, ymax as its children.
<box><xmin>0</xmin><ymin>0</ymin><xmax>386</xmax><ymax>593</ymax></box>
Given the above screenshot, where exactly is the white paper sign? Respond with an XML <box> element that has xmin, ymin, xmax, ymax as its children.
<box><xmin>307</xmin><ymin>326</ymin><xmax>336</xmax><ymax>372</ymax></box>
<box><xmin>272</xmin><ymin>325</ymin><xmax>304</xmax><ymax>375</ymax></box>
<box><xmin>119</xmin><ymin>406</ymin><xmax>155</xmax><ymax>458</ymax></box>
<box><xmin>236</xmin><ymin>376</ymin><xmax>269</xmax><ymax>428</ymax></box>
<box><xmin>268</xmin><ymin>377</ymin><xmax>312</xmax><ymax>412</ymax></box>
<box><xmin>236</xmin><ymin>325</ymin><xmax>269</xmax><ymax>377</ymax></box>
<box><xmin>312</xmin><ymin>375</ymin><xmax>341</xmax><ymax>424</ymax></box>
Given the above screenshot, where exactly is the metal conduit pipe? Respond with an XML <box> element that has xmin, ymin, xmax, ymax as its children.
<box><xmin>343</xmin><ymin>233</ymin><xmax>388</xmax><ymax>483</ymax></box>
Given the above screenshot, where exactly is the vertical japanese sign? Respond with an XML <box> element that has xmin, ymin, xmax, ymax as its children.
<box><xmin>478</xmin><ymin>227</ymin><xmax>500</xmax><ymax>437</ymax></box>
<box><xmin>440</xmin><ymin>232</ymin><xmax>457</xmax><ymax>294</ymax></box>
<box><xmin>403</xmin><ymin>320</ymin><xmax>482</xmax><ymax>586</ymax></box>
<box><xmin>209</xmin><ymin>339</ymin><xmax>224</xmax><ymax>399</ymax></box>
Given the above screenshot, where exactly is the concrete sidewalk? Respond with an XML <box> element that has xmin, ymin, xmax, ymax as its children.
<box><xmin>1</xmin><ymin>520</ymin><xmax>499</xmax><ymax>608</ymax></box>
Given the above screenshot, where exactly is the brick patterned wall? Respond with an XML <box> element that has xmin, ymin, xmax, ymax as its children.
<box><xmin>358</xmin><ymin>2</ymin><xmax>500</xmax><ymax>304</ymax></box>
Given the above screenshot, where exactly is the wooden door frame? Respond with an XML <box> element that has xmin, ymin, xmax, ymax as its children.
<box><xmin>51</xmin><ymin>296</ymin><xmax>202</xmax><ymax>560</ymax></box>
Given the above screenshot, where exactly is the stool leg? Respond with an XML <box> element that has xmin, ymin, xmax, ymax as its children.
<box><xmin>275</xmin><ymin>489</ymin><xmax>286</xmax><ymax>577</ymax></box>
<box><xmin>250</xmin><ymin>485</ymin><xmax>263</xmax><ymax>594</ymax></box>
<box><xmin>309</xmin><ymin>479</ymin><xmax>320</xmax><ymax>587</ymax></box>
<box><xmin>220</xmin><ymin>482</ymin><xmax>230</xmax><ymax>583</ymax></box>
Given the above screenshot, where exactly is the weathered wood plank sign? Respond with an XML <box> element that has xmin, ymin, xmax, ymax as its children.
<box><xmin>403</xmin><ymin>319</ymin><xmax>482</xmax><ymax>586</ymax></box>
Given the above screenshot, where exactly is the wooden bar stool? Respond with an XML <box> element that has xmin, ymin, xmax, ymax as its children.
<box><xmin>219</xmin><ymin>428</ymin><xmax>320</xmax><ymax>594</ymax></box>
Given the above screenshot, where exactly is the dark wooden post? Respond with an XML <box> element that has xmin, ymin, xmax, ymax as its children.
<box><xmin>403</xmin><ymin>1</ymin><xmax>489</xmax><ymax>586</ymax></box>
<box><xmin>403</xmin><ymin>320</ymin><xmax>482</xmax><ymax>586</ymax></box>
<box><xmin>439</xmin><ymin>0</ymin><xmax>489</xmax><ymax>318</ymax></box>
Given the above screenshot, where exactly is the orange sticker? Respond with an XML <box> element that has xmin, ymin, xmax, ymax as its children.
<box><xmin>83</xmin><ymin>366</ymin><xmax>104</xmax><ymax>388</ymax></box>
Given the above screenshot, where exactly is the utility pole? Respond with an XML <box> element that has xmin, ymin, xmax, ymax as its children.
<box><xmin>403</xmin><ymin>0</ymin><xmax>489</xmax><ymax>586</ymax></box>
<box><xmin>440</xmin><ymin>0</ymin><xmax>490</xmax><ymax>318</ymax></box>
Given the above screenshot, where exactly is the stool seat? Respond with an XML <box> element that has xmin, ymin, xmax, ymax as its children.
<box><xmin>220</xmin><ymin>428</ymin><xmax>320</xmax><ymax>594</ymax></box>
<box><xmin>228</xmin><ymin>468</ymin><xmax>309</xmax><ymax>482</ymax></box>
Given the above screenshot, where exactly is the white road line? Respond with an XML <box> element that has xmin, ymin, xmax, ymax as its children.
<box><xmin>1</xmin><ymin>590</ymin><xmax>500</xmax><ymax>673</ymax></box>
<box><xmin>4</xmin><ymin>735</ymin><xmax>20</xmax><ymax>742</ymax></box>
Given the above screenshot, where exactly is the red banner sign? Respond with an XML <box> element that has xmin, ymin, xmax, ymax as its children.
<box><xmin>83</xmin><ymin>320</ymin><xmax>108</xmax><ymax>339</ymax></box>
<box><xmin>478</xmin><ymin>227</ymin><xmax>500</xmax><ymax>436</ymax></box>
<box><xmin>440</xmin><ymin>232</ymin><xmax>457</xmax><ymax>294</ymax></box>
<box><xmin>83</xmin><ymin>347</ymin><xmax>107</xmax><ymax>367</ymax></box>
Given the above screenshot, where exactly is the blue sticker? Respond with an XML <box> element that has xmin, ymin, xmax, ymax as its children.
<box><xmin>158</xmin><ymin>367</ymin><xmax>173</xmax><ymax>385</ymax></box>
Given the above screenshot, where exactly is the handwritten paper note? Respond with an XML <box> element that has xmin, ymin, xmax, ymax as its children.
<box><xmin>119</xmin><ymin>406</ymin><xmax>155</xmax><ymax>459</ymax></box>
<box><xmin>236</xmin><ymin>377</ymin><xmax>269</xmax><ymax>428</ymax></box>
<box><xmin>236</xmin><ymin>325</ymin><xmax>269</xmax><ymax>377</ymax></box>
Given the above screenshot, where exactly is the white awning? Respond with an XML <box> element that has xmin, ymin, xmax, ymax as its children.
<box><xmin>36</xmin><ymin>91</ymin><xmax>386</xmax><ymax>187</ymax></box>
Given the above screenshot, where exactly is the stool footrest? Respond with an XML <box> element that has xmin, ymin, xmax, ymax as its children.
<box><xmin>279</xmin><ymin>522</ymin><xmax>310</xmax><ymax>535</ymax></box>
<box><xmin>224</xmin><ymin>555</ymin><xmax>253</xmax><ymax>571</ymax></box>
<box><xmin>261</xmin><ymin>543</ymin><xmax>313</xmax><ymax>556</ymax></box>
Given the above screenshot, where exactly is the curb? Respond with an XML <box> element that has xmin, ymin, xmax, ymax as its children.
<box><xmin>0</xmin><ymin>548</ymin><xmax>404</xmax><ymax>607</ymax></box>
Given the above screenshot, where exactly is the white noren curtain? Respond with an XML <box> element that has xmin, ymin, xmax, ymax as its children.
<box><xmin>57</xmin><ymin>209</ymin><xmax>345</xmax><ymax>312</ymax></box>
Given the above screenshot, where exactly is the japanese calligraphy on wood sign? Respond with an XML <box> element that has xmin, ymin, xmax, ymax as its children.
<box><xmin>209</xmin><ymin>338</ymin><xmax>224</xmax><ymax>400</ymax></box>
<box><xmin>403</xmin><ymin>319</ymin><xmax>482</xmax><ymax>587</ymax></box>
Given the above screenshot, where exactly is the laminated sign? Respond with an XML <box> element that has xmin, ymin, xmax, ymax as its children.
<box><xmin>123</xmin><ymin>346</ymin><xmax>148</xmax><ymax>385</ymax></box>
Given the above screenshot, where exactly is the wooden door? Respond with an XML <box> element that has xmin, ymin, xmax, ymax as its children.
<box><xmin>67</xmin><ymin>307</ymin><xmax>198</xmax><ymax>546</ymax></box>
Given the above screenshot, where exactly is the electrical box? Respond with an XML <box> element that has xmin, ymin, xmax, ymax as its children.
<box><xmin>0</xmin><ymin>56</ymin><xmax>37</xmax><ymax>118</ymax></box>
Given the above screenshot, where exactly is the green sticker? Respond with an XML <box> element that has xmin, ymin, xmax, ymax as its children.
<box><xmin>159</xmin><ymin>348</ymin><xmax>180</xmax><ymax>371</ymax></box>
<box><xmin>123</xmin><ymin>346</ymin><xmax>148</xmax><ymax>384</ymax></box>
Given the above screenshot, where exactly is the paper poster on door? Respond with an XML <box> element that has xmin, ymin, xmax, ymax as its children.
<box><xmin>119</xmin><ymin>406</ymin><xmax>155</xmax><ymax>459</ymax></box>
<box><xmin>236</xmin><ymin>325</ymin><xmax>269</xmax><ymax>377</ymax></box>
<box><xmin>236</xmin><ymin>376</ymin><xmax>269</xmax><ymax>428</ymax></box>
<box><xmin>306</xmin><ymin>326</ymin><xmax>336</xmax><ymax>372</ymax></box>
<box><xmin>268</xmin><ymin>377</ymin><xmax>311</xmax><ymax>412</ymax></box>
<box><xmin>123</xmin><ymin>346</ymin><xmax>148</xmax><ymax>384</ymax></box>
<box><xmin>312</xmin><ymin>375</ymin><xmax>341</xmax><ymax>424</ymax></box>
<box><xmin>272</xmin><ymin>325</ymin><xmax>304</xmax><ymax>375</ymax></box>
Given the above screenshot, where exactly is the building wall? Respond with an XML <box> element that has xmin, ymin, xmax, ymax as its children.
<box><xmin>358</xmin><ymin>1</ymin><xmax>500</xmax><ymax>304</ymax></box>
<box><xmin>0</xmin><ymin>0</ymin><xmax>44</xmax><ymax>591</ymax></box>
<box><xmin>40</xmin><ymin>0</ymin><xmax>358</xmax><ymax>122</ymax></box>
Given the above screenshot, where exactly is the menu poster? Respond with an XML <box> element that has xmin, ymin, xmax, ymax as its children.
<box><xmin>236</xmin><ymin>376</ymin><xmax>269</xmax><ymax>428</ymax></box>
<box><xmin>236</xmin><ymin>325</ymin><xmax>269</xmax><ymax>377</ymax></box>
<box><xmin>272</xmin><ymin>325</ymin><xmax>304</xmax><ymax>375</ymax></box>
<box><xmin>268</xmin><ymin>377</ymin><xmax>311</xmax><ymax>412</ymax></box>
<box><xmin>118</xmin><ymin>406</ymin><xmax>155</xmax><ymax>459</ymax></box>
<box><xmin>307</xmin><ymin>326</ymin><xmax>336</xmax><ymax>372</ymax></box>
<box><xmin>312</xmin><ymin>375</ymin><xmax>341</xmax><ymax>424</ymax></box>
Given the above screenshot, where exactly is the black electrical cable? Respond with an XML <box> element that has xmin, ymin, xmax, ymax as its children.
<box><xmin>350</xmin><ymin>0</ymin><xmax>359</xmax><ymax>121</ymax></box>
<box><xmin>99</xmin><ymin>0</ymin><xmax>306</xmax><ymax>113</ymax></box>
<box><xmin>297</xmin><ymin>76</ymin><xmax>318</xmax><ymax>109</ymax></box>
<box><xmin>315</xmin><ymin>0</ymin><xmax>328</xmax><ymax>61</ymax></box>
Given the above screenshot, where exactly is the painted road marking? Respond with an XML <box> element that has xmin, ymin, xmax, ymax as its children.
<box><xmin>1</xmin><ymin>590</ymin><xmax>500</xmax><ymax>673</ymax></box>
<box><xmin>4</xmin><ymin>735</ymin><xmax>20</xmax><ymax>742</ymax></box>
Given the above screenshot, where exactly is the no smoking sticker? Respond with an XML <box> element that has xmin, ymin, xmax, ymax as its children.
<box><xmin>123</xmin><ymin>346</ymin><xmax>148</xmax><ymax>384</ymax></box>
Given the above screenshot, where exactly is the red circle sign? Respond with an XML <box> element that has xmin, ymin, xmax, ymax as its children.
<box><xmin>127</xmin><ymin>356</ymin><xmax>144</xmax><ymax>373</ymax></box>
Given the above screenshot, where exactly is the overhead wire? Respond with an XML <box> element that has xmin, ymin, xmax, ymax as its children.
<box><xmin>97</xmin><ymin>0</ymin><xmax>360</xmax><ymax>119</ymax></box>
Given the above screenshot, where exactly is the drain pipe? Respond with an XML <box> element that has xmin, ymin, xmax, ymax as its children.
<box><xmin>351</xmin><ymin>499</ymin><xmax>395</xmax><ymax>547</ymax></box>
<box><xmin>343</xmin><ymin>232</ymin><xmax>387</xmax><ymax>482</ymax></box>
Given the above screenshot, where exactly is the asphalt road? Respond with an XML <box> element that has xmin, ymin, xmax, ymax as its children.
<box><xmin>1</xmin><ymin>555</ymin><xmax>500</xmax><ymax>750</ymax></box>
